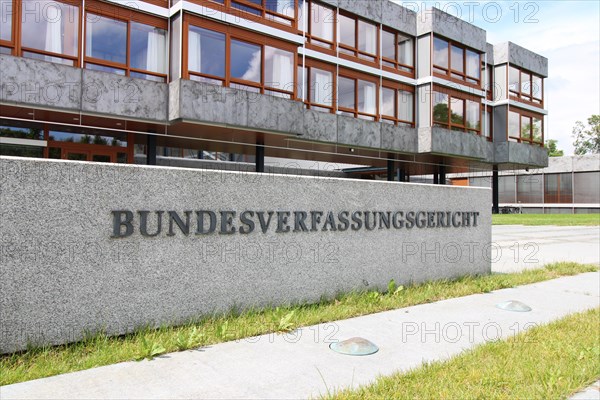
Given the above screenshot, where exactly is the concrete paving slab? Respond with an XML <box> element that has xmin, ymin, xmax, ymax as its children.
<box><xmin>570</xmin><ymin>380</ymin><xmax>600</xmax><ymax>400</ymax></box>
<box><xmin>491</xmin><ymin>225</ymin><xmax>600</xmax><ymax>273</ymax></box>
<box><xmin>2</xmin><ymin>272</ymin><xmax>598</xmax><ymax>400</ymax></box>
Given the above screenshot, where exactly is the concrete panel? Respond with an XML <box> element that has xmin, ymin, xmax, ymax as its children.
<box><xmin>416</xmin><ymin>85</ymin><xmax>432</xmax><ymax>128</ymax></box>
<box><xmin>485</xmin><ymin>43</ymin><xmax>494</xmax><ymax>65</ymax></box>
<box><xmin>338</xmin><ymin>0</ymin><xmax>382</xmax><ymax>24</ymax></box>
<box><xmin>247</xmin><ymin>94</ymin><xmax>305</xmax><ymax>135</ymax></box>
<box><xmin>0</xmin><ymin>156</ymin><xmax>491</xmax><ymax>352</ymax></box>
<box><xmin>381</xmin><ymin>1</ymin><xmax>417</xmax><ymax>36</ymax></box>
<box><xmin>178</xmin><ymin>80</ymin><xmax>249</xmax><ymax>127</ymax></box>
<box><xmin>419</xmin><ymin>127</ymin><xmax>489</xmax><ymax>160</ymax></box>
<box><xmin>417</xmin><ymin>36</ymin><xmax>431</xmax><ymax>79</ymax></box>
<box><xmin>336</xmin><ymin>115</ymin><xmax>381</xmax><ymax>148</ymax></box>
<box><xmin>0</xmin><ymin>54</ymin><xmax>81</xmax><ymax>111</ymax></box>
<box><xmin>380</xmin><ymin>123</ymin><xmax>418</xmax><ymax>153</ymax></box>
<box><xmin>81</xmin><ymin>69</ymin><xmax>168</xmax><ymax>122</ymax></box>
<box><xmin>493</xmin><ymin>104</ymin><xmax>508</xmax><ymax>142</ymax></box>
<box><xmin>302</xmin><ymin>108</ymin><xmax>338</xmax><ymax>143</ymax></box>
<box><xmin>494</xmin><ymin>141</ymin><xmax>548</xmax><ymax>168</ymax></box>
<box><xmin>417</xmin><ymin>8</ymin><xmax>487</xmax><ymax>53</ymax></box>
<box><xmin>168</xmin><ymin>80</ymin><xmax>181</xmax><ymax>121</ymax></box>
<box><xmin>494</xmin><ymin>42</ymin><xmax>548</xmax><ymax>77</ymax></box>
<box><xmin>494</xmin><ymin>65</ymin><xmax>508</xmax><ymax>101</ymax></box>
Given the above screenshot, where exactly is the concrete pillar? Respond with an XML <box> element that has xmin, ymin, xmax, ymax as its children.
<box><xmin>147</xmin><ymin>135</ymin><xmax>156</xmax><ymax>165</ymax></box>
<box><xmin>255</xmin><ymin>143</ymin><xmax>265</xmax><ymax>173</ymax></box>
<box><xmin>433</xmin><ymin>171</ymin><xmax>439</xmax><ymax>185</ymax></box>
<box><xmin>397</xmin><ymin>168</ymin><xmax>405</xmax><ymax>182</ymax></box>
<box><xmin>439</xmin><ymin>166</ymin><xmax>446</xmax><ymax>185</ymax></box>
<box><xmin>492</xmin><ymin>165</ymin><xmax>499</xmax><ymax>214</ymax></box>
<box><xmin>387</xmin><ymin>159</ymin><xmax>395</xmax><ymax>181</ymax></box>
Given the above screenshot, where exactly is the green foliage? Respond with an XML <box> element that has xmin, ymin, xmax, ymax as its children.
<box><xmin>493</xmin><ymin>214</ymin><xmax>599</xmax><ymax>226</ymax></box>
<box><xmin>545</xmin><ymin>139</ymin><xmax>564</xmax><ymax>157</ymax></box>
<box><xmin>277</xmin><ymin>310</ymin><xmax>296</xmax><ymax>333</ymax></box>
<box><xmin>572</xmin><ymin>115</ymin><xmax>600</xmax><ymax>155</ymax></box>
<box><xmin>136</xmin><ymin>337</ymin><xmax>166</xmax><ymax>361</ymax></box>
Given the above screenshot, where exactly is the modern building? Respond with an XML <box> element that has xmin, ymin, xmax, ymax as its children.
<box><xmin>450</xmin><ymin>155</ymin><xmax>600</xmax><ymax>214</ymax></box>
<box><xmin>0</xmin><ymin>0</ymin><xmax>548</xmax><ymax>210</ymax></box>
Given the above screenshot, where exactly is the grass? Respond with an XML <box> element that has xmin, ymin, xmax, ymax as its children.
<box><xmin>492</xmin><ymin>213</ymin><xmax>600</xmax><ymax>226</ymax></box>
<box><xmin>327</xmin><ymin>308</ymin><xmax>600</xmax><ymax>400</ymax></box>
<box><xmin>1</xmin><ymin>262</ymin><xmax>598</xmax><ymax>386</ymax></box>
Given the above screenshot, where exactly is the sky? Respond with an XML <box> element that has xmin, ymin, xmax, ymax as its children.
<box><xmin>394</xmin><ymin>0</ymin><xmax>600</xmax><ymax>155</ymax></box>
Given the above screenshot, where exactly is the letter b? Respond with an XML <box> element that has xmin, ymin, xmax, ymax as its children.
<box><xmin>112</xmin><ymin>210</ymin><xmax>134</xmax><ymax>238</ymax></box>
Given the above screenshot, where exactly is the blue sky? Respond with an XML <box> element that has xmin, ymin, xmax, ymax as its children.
<box><xmin>395</xmin><ymin>0</ymin><xmax>600</xmax><ymax>154</ymax></box>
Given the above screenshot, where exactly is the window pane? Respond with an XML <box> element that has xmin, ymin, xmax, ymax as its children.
<box><xmin>310</xmin><ymin>67</ymin><xmax>332</xmax><ymax>107</ymax></box>
<box><xmin>381</xmin><ymin>87</ymin><xmax>395</xmax><ymax>117</ymax></box>
<box><xmin>358</xmin><ymin>20</ymin><xmax>376</xmax><ymax>55</ymax></box>
<box><xmin>398</xmin><ymin>90</ymin><xmax>413</xmax><ymax>122</ymax></box>
<box><xmin>231</xmin><ymin>39</ymin><xmax>261</xmax><ymax>83</ymax></box>
<box><xmin>358</xmin><ymin>80</ymin><xmax>376</xmax><ymax>115</ymax></box>
<box><xmin>532</xmin><ymin>117</ymin><xmax>543</xmax><ymax>143</ymax></box>
<box><xmin>432</xmin><ymin>92</ymin><xmax>448</xmax><ymax>124</ymax></box>
<box><xmin>311</xmin><ymin>3</ymin><xmax>334</xmax><ymax>42</ymax></box>
<box><xmin>231</xmin><ymin>1</ymin><xmax>261</xmax><ymax>15</ymax></box>
<box><xmin>521</xmin><ymin>116</ymin><xmax>531</xmax><ymax>140</ymax></box>
<box><xmin>1</xmin><ymin>0</ymin><xmax>12</xmax><ymax>41</ymax></box>
<box><xmin>450</xmin><ymin>98</ymin><xmax>464</xmax><ymax>126</ymax></box>
<box><xmin>558</xmin><ymin>173</ymin><xmax>573</xmax><ymax>203</ymax></box>
<box><xmin>574</xmin><ymin>172</ymin><xmax>600</xmax><ymax>203</ymax></box>
<box><xmin>433</xmin><ymin>37</ymin><xmax>448</xmax><ymax>69</ymax></box>
<box><xmin>86</xmin><ymin>62</ymin><xmax>126</xmax><ymax>75</ymax></box>
<box><xmin>0</xmin><ymin>125</ymin><xmax>43</xmax><ymax>140</ymax></box>
<box><xmin>86</xmin><ymin>13</ymin><xmax>126</xmax><ymax>64</ymax></box>
<box><xmin>188</xmin><ymin>26</ymin><xmax>225</xmax><ymax>78</ymax></box>
<box><xmin>398</xmin><ymin>34</ymin><xmax>413</xmax><ymax>67</ymax></box>
<box><xmin>22</xmin><ymin>50</ymin><xmax>73</xmax><ymax>65</ymax></box>
<box><xmin>508</xmin><ymin>111</ymin><xmax>520</xmax><ymax>137</ymax></box>
<box><xmin>338</xmin><ymin>14</ymin><xmax>355</xmax><ymax>48</ymax></box>
<box><xmin>517</xmin><ymin>174</ymin><xmax>543</xmax><ymax>203</ymax></box>
<box><xmin>266</xmin><ymin>0</ymin><xmax>294</xmax><ymax>18</ymax></box>
<box><xmin>532</xmin><ymin>75</ymin><xmax>543</xmax><ymax>100</ymax></box>
<box><xmin>451</xmin><ymin>45</ymin><xmax>463</xmax><ymax>73</ymax></box>
<box><xmin>382</xmin><ymin>30</ymin><xmax>395</xmax><ymax>60</ymax></box>
<box><xmin>521</xmin><ymin>71</ymin><xmax>531</xmax><ymax>95</ymax></box>
<box><xmin>298</xmin><ymin>66</ymin><xmax>306</xmax><ymax>101</ymax></box>
<box><xmin>484</xmin><ymin>110</ymin><xmax>491</xmax><ymax>138</ymax></box>
<box><xmin>466</xmin><ymin>100</ymin><xmax>480</xmax><ymax>130</ymax></box>
<box><xmin>264</xmin><ymin>46</ymin><xmax>294</xmax><ymax>92</ymax></box>
<box><xmin>21</xmin><ymin>0</ymin><xmax>79</xmax><ymax>58</ymax></box>
<box><xmin>509</xmin><ymin>66</ymin><xmax>520</xmax><ymax>92</ymax></box>
<box><xmin>338</xmin><ymin>76</ymin><xmax>355</xmax><ymax>110</ymax></box>
<box><xmin>466</xmin><ymin>50</ymin><xmax>479</xmax><ymax>79</ymax></box>
<box><xmin>499</xmin><ymin>176</ymin><xmax>516</xmax><ymax>203</ymax></box>
<box><xmin>130</xmin><ymin>22</ymin><xmax>167</xmax><ymax>74</ymax></box>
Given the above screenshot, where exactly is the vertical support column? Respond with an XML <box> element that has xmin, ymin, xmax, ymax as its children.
<box><xmin>397</xmin><ymin>168</ymin><xmax>405</xmax><ymax>182</ymax></box>
<box><xmin>147</xmin><ymin>135</ymin><xmax>157</xmax><ymax>166</ymax></box>
<box><xmin>492</xmin><ymin>165</ymin><xmax>499</xmax><ymax>214</ymax></box>
<box><xmin>387</xmin><ymin>159</ymin><xmax>395</xmax><ymax>181</ymax></box>
<box><xmin>255</xmin><ymin>142</ymin><xmax>265</xmax><ymax>173</ymax></box>
<box><xmin>439</xmin><ymin>166</ymin><xmax>446</xmax><ymax>185</ymax></box>
<box><xmin>433</xmin><ymin>171</ymin><xmax>439</xmax><ymax>185</ymax></box>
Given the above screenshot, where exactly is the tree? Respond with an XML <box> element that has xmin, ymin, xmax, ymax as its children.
<box><xmin>545</xmin><ymin>139</ymin><xmax>564</xmax><ymax>157</ymax></box>
<box><xmin>572</xmin><ymin>115</ymin><xmax>600</xmax><ymax>155</ymax></box>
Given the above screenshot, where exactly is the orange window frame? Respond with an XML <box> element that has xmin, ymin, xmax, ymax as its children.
<box><xmin>183</xmin><ymin>13</ymin><xmax>298</xmax><ymax>98</ymax></box>
<box><xmin>84</xmin><ymin>0</ymin><xmax>168</xmax><ymax>81</ymax></box>
<box><xmin>297</xmin><ymin>58</ymin><xmax>336</xmax><ymax>112</ymax></box>
<box><xmin>432</xmin><ymin>35</ymin><xmax>481</xmax><ymax>89</ymax></box>
<box><xmin>337</xmin><ymin>11</ymin><xmax>378</xmax><ymax>65</ymax></box>
<box><xmin>302</xmin><ymin>0</ymin><xmax>336</xmax><ymax>54</ymax></box>
<box><xmin>432</xmin><ymin>85</ymin><xmax>482</xmax><ymax>135</ymax></box>
<box><xmin>508</xmin><ymin>107</ymin><xmax>544</xmax><ymax>146</ymax></box>
<box><xmin>337</xmin><ymin>68</ymin><xmax>379</xmax><ymax>120</ymax></box>
<box><xmin>380</xmin><ymin>80</ymin><xmax>415</xmax><ymax>127</ymax></box>
<box><xmin>381</xmin><ymin>27</ymin><xmax>414</xmax><ymax>76</ymax></box>
<box><xmin>508</xmin><ymin>65</ymin><xmax>544</xmax><ymax>108</ymax></box>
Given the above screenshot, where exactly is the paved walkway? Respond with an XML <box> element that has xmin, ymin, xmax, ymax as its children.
<box><xmin>491</xmin><ymin>225</ymin><xmax>600</xmax><ymax>273</ymax></box>
<box><xmin>570</xmin><ymin>380</ymin><xmax>600</xmax><ymax>400</ymax></box>
<box><xmin>2</xmin><ymin>272</ymin><xmax>599</xmax><ymax>399</ymax></box>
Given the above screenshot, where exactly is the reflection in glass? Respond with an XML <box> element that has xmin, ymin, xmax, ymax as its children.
<box><xmin>358</xmin><ymin>20</ymin><xmax>376</xmax><ymax>55</ymax></box>
<box><xmin>451</xmin><ymin>45</ymin><xmax>463</xmax><ymax>72</ymax></box>
<box><xmin>86</xmin><ymin>62</ymin><xmax>126</xmax><ymax>75</ymax></box>
<box><xmin>131</xmin><ymin>22</ymin><xmax>167</xmax><ymax>74</ymax></box>
<box><xmin>358</xmin><ymin>80</ymin><xmax>376</xmax><ymax>115</ymax></box>
<box><xmin>432</xmin><ymin>92</ymin><xmax>448</xmax><ymax>124</ymax></box>
<box><xmin>450</xmin><ymin>98</ymin><xmax>464</xmax><ymax>126</ymax></box>
<box><xmin>466</xmin><ymin>49</ymin><xmax>480</xmax><ymax>79</ymax></box>
<box><xmin>231</xmin><ymin>39</ymin><xmax>261</xmax><ymax>83</ymax></box>
<box><xmin>398</xmin><ymin>34</ymin><xmax>413</xmax><ymax>67</ymax></box>
<box><xmin>398</xmin><ymin>90</ymin><xmax>413</xmax><ymax>122</ymax></box>
<box><xmin>433</xmin><ymin>37</ymin><xmax>448</xmax><ymax>69</ymax></box>
<box><xmin>264</xmin><ymin>46</ymin><xmax>294</xmax><ymax>92</ymax></box>
<box><xmin>188</xmin><ymin>26</ymin><xmax>225</xmax><ymax>78</ymax></box>
<box><xmin>532</xmin><ymin>75</ymin><xmax>543</xmax><ymax>100</ymax></box>
<box><xmin>382</xmin><ymin>30</ymin><xmax>395</xmax><ymax>61</ymax></box>
<box><xmin>381</xmin><ymin>87</ymin><xmax>394</xmax><ymax>117</ymax></box>
<box><xmin>466</xmin><ymin>100</ymin><xmax>480</xmax><ymax>130</ymax></box>
<box><xmin>521</xmin><ymin>71</ymin><xmax>531</xmax><ymax>95</ymax></box>
<box><xmin>338</xmin><ymin>14</ymin><xmax>355</xmax><ymax>48</ymax></box>
<box><xmin>509</xmin><ymin>66</ymin><xmax>520</xmax><ymax>92</ymax></box>
<box><xmin>310</xmin><ymin>67</ymin><xmax>333</xmax><ymax>107</ymax></box>
<box><xmin>338</xmin><ymin>76</ymin><xmax>355</xmax><ymax>110</ymax></box>
<box><xmin>0</xmin><ymin>125</ymin><xmax>43</xmax><ymax>140</ymax></box>
<box><xmin>521</xmin><ymin>115</ymin><xmax>532</xmax><ymax>140</ymax></box>
<box><xmin>86</xmin><ymin>13</ymin><xmax>126</xmax><ymax>64</ymax></box>
<box><xmin>21</xmin><ymin>0</ymin><xmax>79</xmax><ymax>62</ymax></box>
<box><xmin>266</xmin><ymin>0</ymin><xmax>294</xmax><ymax>18</ymax></box>
<box><xmin>1</xmin><ymin>0</ymin><xmax>12</xmax><ymax>41</ymax></box>
<box><xmin>508</xmin><ymin>111</ymin><xmax>520</xmax><ymax>137</ymax></box>
<box><xmin>532</xmin><ymin>117</ymin><xmax>543</xmax><ymax>143</ymax></box>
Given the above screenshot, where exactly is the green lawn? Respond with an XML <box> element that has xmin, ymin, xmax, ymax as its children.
<box><xmin>493</xmin><ymin>213</ymin><xmax>600</xmax><ymax>226</ymax></box>
<box><xmin>327</xmin><ymin>308</ymin><xmax>600</xmax><ymax>400</ymax></box>
<box><xmin>0</xmin><ymin>262</ymin><xmax>597</xmax><ymax>386</ymax></box>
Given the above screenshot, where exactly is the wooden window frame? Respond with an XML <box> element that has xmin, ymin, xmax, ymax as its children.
<box><xmin>508</xmin><ymin>64</ymin><xmax>544</xmax><ymax>108</ymax></box>
<box><xmin>337</xmin><ymin>11</ymin><xmax>378</xmax><ymax>66</ymax></box>
<box><xmin>380</xmin><ymin>80</ymin><xmax>415</xmax><ymax>127</ymax></box>
<box><xmin>297</xmin><ymin>58</ymin><xmax>336</xmax><ymax>112</ymax></box>
<box><xmin>184</xmin><ymin>14</ymin><xmax>297</xmax><ymax>98</ymax></box>
<box><xmin>381</xmin><ymin>27</ymin><xmax>414</xmax><ymax>76</ymax></box>
<box><xmin>302</xmin><ymin>0</ymin><xmax>336</xmax><ymax>54</ymax></box>
<box><xmin>337</xmin><ymin>68</ymin><xmax>379</xmax><ymax>121</ymax></box>
<box><xmin>482</xmin><ymin>105</ymin><xmax>492</xmax><ymax>141</ymax></box>
<box><xmin>432</xmin><ymin>86</ymin><xmax>482</xmax><ymax>135</ymax></box>
<box><xmin>508</xmin><ymin>108</ymin><xmax>544</xmax><ymax>146</ymax></box>
<box><xmin>84</xmin><ymin>0</ymin><xmax>168</xmax><ymax>82</ymax></box>
<box><xmin>432</xmin><ymin>35</ymin><xmax>481</xmax><ymax>89</ymax></box>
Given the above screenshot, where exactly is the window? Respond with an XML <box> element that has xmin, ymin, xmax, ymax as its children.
<box><xmin>299</xmin><ymin>0</ymin><xmax>334</xmax><ymax>48</ymax></box>
<box><xmin>337</xmin><ymin>75</ymin><xmax>377</xmax><ymax>120</ymax></box>
<box><xmin>21</xmin><ymin>0</ymin><xmax>79</xmax><ymax>65</ymax></box>
<box><xmin>1</xmin><ymin>0</ymin><xmax>13</xmax><ymax>43</ymax></box>
<box><xmin>380</xmin><ymin>85</ymin><xmax>414</xmax><ymax>126</ymax></box>
<box><xmin>509</xmin><ymin>65</ymin><xmax>544</xmax><ymax>105</ymax></box>
<box><xmin>85</xmin><ymin>9</ymin><xmax>167</xmax><ymax>81</ymax></box>
<box><xmin>228</xmin><ymin>0</ymin><xmax>295</xmax><ymax>27</ymax></box>
<box><xmin>298</xmin><ymin>63</ymin><xmax>334</xmax><ymax>111</ymax></box>
<box><xmin>574</xmin><ymin>172</ymin><xmax>600</xmax><ymax>204</ymax></box>
<box><xmin>483</xmin><ymin>109</ymin><xmax>492</xmax><ymax>139</ymax></box>
<box><xmin>433</xmin><ymin>36</ymin><xmax>481</xmax><ymax>85</ymax></box>
<box><xmin>508</xmin><ymin>109</ymin><xmax>544</xmax><ymax>145</ymax></box>
<box><xmin>337</xmin><ymin>14</ymin><xmax>377</xmax><ymax>62</ymax></box>
<box><xmin>545</xmin><ymin>173</ymin><xmax>573</xmax><ymax>204</ymax></box>
<box><xmin>433</xmin><ymin>90</ymin><xmax>481</xmax><ymax>134</ymax></box>
<box><xmin>186</xmin><ymin>18</ymin><xmax>295</xmax><ymax>98</ymax></box>
<box><xmin>381</xmin><ymin>29</ymin><xmax>413</xmax><ymax>73</ymax></box>
<box><xmin>517</xmin><ymin>174</ymin><xmax>543</xmax><ymax>203</ymax></box>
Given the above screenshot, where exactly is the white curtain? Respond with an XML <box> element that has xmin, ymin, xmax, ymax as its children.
<box><xmin>398</xmin><ymin>38</ymin><xmax>412</xmax><ymax>66</ymax></box>
<box><xmin>361</xmin><ymin>82</ymin><xmax>376</xmax><ymax>115</ymax></box>
<box><xmin>398</xmin><ymin>91</ymin><xmax>413</xmax><ymax>122</ymax></box>
<box><xmin>45</xmin><ymin>3</ymin><xmax>62</xmax><ymax>55</ymax></box>
<box><xmin>360</xmin><ymin>23</ymin><xmax>376</xmax><ymax>54</ymax></box>
<box><xmin>188</xmin><ymin>30</ymin><xmax>202</xmax><ymax>73</ymax></box>
<box><xmin>270</xmin><ymin>50</ymin><xmax>293</xmax><ymax>91</ymax></box>
<box><xmin>146</xmin><ymin>30</ymin><xmax>166</xmax><ymax>73</ymax></box>
<box><xmin>312</xmin><ymin>69</ymin><xmax>332</xmax><ymax>106</ymax></box>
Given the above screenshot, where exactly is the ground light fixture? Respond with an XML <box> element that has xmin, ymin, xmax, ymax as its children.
<box><xmin>329</xmin><ymin>337</ymin><xmax>379</xmax><ymax>356</ymax></box>
<box><xmin>495</xmin><ymin>300</ymin><xmax>532</xmax><ymax>312</ymax></box>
